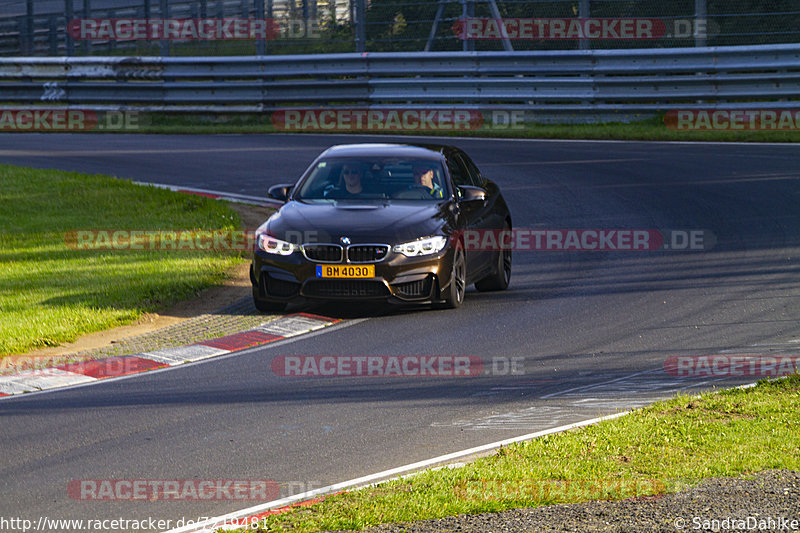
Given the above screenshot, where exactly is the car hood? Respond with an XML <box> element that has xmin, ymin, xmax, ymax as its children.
<box><xmin>265</xmin><ymin>200</ymin><xmax>450</xmax><ymax>245</ymax></box>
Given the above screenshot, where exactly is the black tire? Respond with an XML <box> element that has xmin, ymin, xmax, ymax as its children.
<box><xmin>437</xmin><ymin>247</ymin><xmax>466</xmax><ymax>309</ymax></box>
<box><xmin>475</xmin><ymin>226</ymin><xmax>511</xmax><ymax>292</ymax></box>
<box><xmin>253</xmin><ymin>295</ymin><xmax>286</xmax><ymax>314</ymax></box>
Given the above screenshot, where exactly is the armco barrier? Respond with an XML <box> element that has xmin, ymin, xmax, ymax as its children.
<box><xmin>0</xmin><ymin>44</ymin><xmax>799</xmax><ymax>114</ymax></box>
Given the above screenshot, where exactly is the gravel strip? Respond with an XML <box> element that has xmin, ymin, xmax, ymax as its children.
<box><xmin>357</xmin><ymin>470</ymin><xmax>800</xmax><ymax>533</ymax></box>
<box><xmin>74</xmin><ymin>297</ymin><xmax>272</xmax><ymax>358</ymax></box>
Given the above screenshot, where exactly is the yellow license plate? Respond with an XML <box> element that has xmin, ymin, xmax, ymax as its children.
<box><xmin>316</xmin><ymin>265</ymin><xmax>375</xmax><ymax>278</ymax></box>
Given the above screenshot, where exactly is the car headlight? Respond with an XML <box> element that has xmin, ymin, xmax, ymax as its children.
<box><xmin>393</xmin><ymin>236</ymin><xmax>448</xmax><ymax>257</ymax></box>
<box><xmin>257</xmin><ymin>233</ymin><xmax>297</xmax><ymax>256</ymax></box>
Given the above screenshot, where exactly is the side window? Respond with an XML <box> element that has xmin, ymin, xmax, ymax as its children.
<box><xmin>446</xmin><ymin>155</ymin><xmax>471</xmax><ymax>188</ymax></box>
<box><xmin>459</xmin><ymin>154</ymin><xmax>485</xmax><ymax>187</ymax></box>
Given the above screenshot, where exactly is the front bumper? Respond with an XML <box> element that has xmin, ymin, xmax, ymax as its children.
<box><xmin>251</xmin><ymin>246</ymin><xmax>455</xmax><ymax>305</ymax></box>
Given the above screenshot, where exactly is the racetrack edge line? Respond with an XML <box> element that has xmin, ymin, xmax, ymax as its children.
<box><xmin>162</xmin><ymin>376</ymin><xmax>768</xmax><ymax>533</ymax></box>
<box><xmin>162</xmin><ymin>411</ymin><xmax>634</xmax><ymax>533</ymax></box>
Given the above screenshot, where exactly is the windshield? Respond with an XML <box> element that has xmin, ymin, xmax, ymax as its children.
<box><xmin>294</xmin><ymin>157</ymin><xmax>448</xmax><ymax>201</ymax></box>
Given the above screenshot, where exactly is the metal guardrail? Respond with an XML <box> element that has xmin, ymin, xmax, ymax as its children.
<box><xmin>1</xmin><ymin>43</ymin><xmax>799</xmax><ymax>114</ymax></box>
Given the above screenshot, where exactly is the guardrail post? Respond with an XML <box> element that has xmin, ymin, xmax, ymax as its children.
<box><xmin>255</xmin><ymin>0</ymin><xmax>266</xmax><ymax>55</ymax></box>
<box><xmin>65</xmin><ymin>0</ymin><xmax>74</xmax><ymax>56</ymax></box>
<box><xmin>159</xmin><ymin>0</ymin><xmax>169</xmax><ymax>55</ymax></box>
<box><xmin>424</xmin><ymin>0</ymin><xmax>446</xmax><ymax>52</ymax></box>
<box><xmin>462</xmin><ymin>0</ymin><xmax>474</xmax><ymax>52</ymax></box>
<box><xmin>695</xmin><ymin>0</ymin><xmax>707</xmax><ymax>47</ymax></box>
<box><xmin>24</xmin><ymin>0</ymin><xmax>33</xmax><ymax>55</ymax></box>
<box><xmin>49</xmin><ymin>15</ymin><xmax>59</xmax><ymax>55</ymax></box>
<box><xmin>82</xmin><ymin>0</ymin><xmax>90</xmax><ymax>54</ymax></box>
<box><xmin>354</xmin><ymin>0</ymin><xmax>366</xmax><ymax>53</ymax></box>
<box><xmin>579</xmin><ymin>0</ymin><xmax>590</xmax><ymax>50</ymax></box>
<box><xmin>109</xmin><ymin>10</ymin><xmax>117</xmax><ymax>53</ymax></box>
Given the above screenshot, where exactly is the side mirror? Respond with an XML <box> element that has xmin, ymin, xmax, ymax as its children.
<box><xmin>268</xmin><ymin>183</ymin><xmax>294</xmax><ymax>202</ymax></box>
<box><xmin>458</xmin><ymin>185</ymin><xmax>486</xmax><ymax>203</ymax></box>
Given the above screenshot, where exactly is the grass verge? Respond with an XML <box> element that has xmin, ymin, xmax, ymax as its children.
<box><xmin>0</xmin><ymin>164</ymin><xmax>246</xmax><ymax>356</ymax></box>
<box><xmin>127</xmin><ymin>114</ymin><xmax>800</xmax><ymax>142</ymax></box>
<box><xmin>228</xmin><ymin>375</ymin><xmax>800</xmax><ymax>532</ymax></box>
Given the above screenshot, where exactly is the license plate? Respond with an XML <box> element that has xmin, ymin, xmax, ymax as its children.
<box><xmin>316</xmin><ymin>265</ymin><xmax>375</xmax><ymax>278</ymax></box>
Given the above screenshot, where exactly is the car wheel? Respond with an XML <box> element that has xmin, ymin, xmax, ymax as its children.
<box><xmin>475</xmin><ymin>225</ymin><xmax>511</xmax><ymax>292</ymax></box>
<box><xmin>438</xmin><ymin>247</ymin><xmax>466</xmax><ymax>309</ymax></box>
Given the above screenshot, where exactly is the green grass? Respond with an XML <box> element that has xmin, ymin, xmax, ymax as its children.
<box><xmin>126</xmin><ymin>113</ymin><xmax>800</xmax><ymax>142</ymax></box>
<box><xmin>227</xmin><ymin>376</ymin><xmax>800</xmax><ymax>532</ymax></box>
<box><xmin>0</xmin><ymin>164</ymin><xmax>246</xmax><ymax>356</ymax></box>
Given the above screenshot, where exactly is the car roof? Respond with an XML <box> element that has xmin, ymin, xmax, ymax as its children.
<box><xmin>319</xmin><ymin>143</ymin><xmax>458</xmax><ymax>161</ymax></box>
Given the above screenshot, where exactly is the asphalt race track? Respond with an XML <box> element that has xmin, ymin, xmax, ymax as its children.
<box><xmin>1</xmin><ymin>134</ymin><xmax>799</xmax><ymax>530</ymax></box>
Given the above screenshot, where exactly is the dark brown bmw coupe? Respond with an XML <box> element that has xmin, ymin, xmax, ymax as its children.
<box><xmin>250</xmin><ymin>143</ymin><xmax>512</xmax><ymax>312</ymax></box>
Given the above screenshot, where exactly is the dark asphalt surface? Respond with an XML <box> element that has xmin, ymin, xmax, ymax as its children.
<box><xmin>1</xmin><ymin>134</ymin><xmax>799</xmax><ymax>531</ymax></box>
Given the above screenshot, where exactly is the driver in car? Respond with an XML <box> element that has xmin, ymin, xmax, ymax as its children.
<box><xmin>412</xmin><ymin>162</ymin><xmax>445</xmax><ymax>199</ymax></box>
<box><xmin>324</xmin><ymin>163</ymin><xmax>374</xmax><ymax>198</ymax></box>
